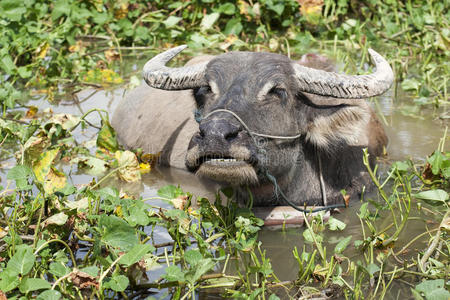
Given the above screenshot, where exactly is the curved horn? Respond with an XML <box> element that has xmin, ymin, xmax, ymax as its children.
<box><xmin>143</xmin><ymin>45</ymin><xmax>208</xmax><ymax>90</ymax></box>
<box><xmin>292</xmin><ymin>49</ymin><xmax>394</xmax><ymax>99</ymax></box>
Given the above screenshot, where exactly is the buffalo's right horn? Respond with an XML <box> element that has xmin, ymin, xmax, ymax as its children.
<box><xmin>292</xmin><ymin>49</ymin><xmax>394</xmax><ymax>99</ymax></box>
<box><xmin>143</xmin><ymin>45</ymin><xmax>208</xmax><ymax>90</ymax></box>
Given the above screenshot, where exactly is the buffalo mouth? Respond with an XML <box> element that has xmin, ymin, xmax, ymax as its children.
<box><xmin>186</xmin><ymin>148</ymin><xmax>258</xmax><ymax>185</ymax></box>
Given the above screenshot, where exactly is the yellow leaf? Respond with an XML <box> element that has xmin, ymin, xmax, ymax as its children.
<box><xmin>139</xmin><ymin>163</ymin><xmax>151</xmax><ymax>174</ymax></box>
<box><xmin>37</xmin><ymin>42</ymin><xmax>50</xmax><ymax>59</ymax></box>
<box><xmin>115</xmin><ymin>205</ymin><xmax>123</xmax><ymax>217</ymax></box>
<box><xmin>33</xmin><ymin>148</ymin><xmax>60</xmax><ymax>183</ymax></box>
<box><xmin>44</xmin><ymin>167</ymin><xmax>67</xmax><ymax>194</ymax></box>
<box><xmin>115</xmin><ymin>150</ymin><xmax>141</xmax><ymax>182</ymax></box>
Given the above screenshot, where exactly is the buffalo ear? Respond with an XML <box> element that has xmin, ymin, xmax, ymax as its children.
<box><xmin>304</xmin><ymin>100</ymin><xmax>371</xmax><ymax>150</ymax></box>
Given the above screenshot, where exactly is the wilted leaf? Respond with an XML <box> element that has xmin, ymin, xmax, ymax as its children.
<box><xmin>71</xmin><ymin>156</ymin><xmax>108</xmax><ymax>176</ymax></box>
<box><xmin>44</xmin><ymin>167</ymin><xmax>67</xmax><ymax>194</ymax></box>
<box><xmin>298</xmin><ymin>0</ymin><xmax>323</xmax><ymax>24</ymax></box>
<box><xmin>70</xmin><ymin>269</ymin><xmax>99</xmax><ymax>289</ymax></box>
<box><xmin>116</xmin><ymin>150</ymin><xmax>141</xmax><ymax>182</ymax></box>
<box><xmin>46</xmin><ymin>114</ymin><xmax>80</xmax><ymax>131</ymax></box>
<box><xmin>97</xmin><ymin>120</ymin><xmax>119</xmax><ymax>152</ymax></box>
<box><xmin>33</xmin><ymin>148</ymin><xmax>59</xmax><ymax>183</ymax></box>
<box><xmin>105</xmin><ymin>49</ymin><xmax>120</xmax><ymax>62</ymax></box>
<box><xmin>42</xmin><ymin>212</ymin><xmax>68</xmax><ymax>227</ymax></box>
<box><xmin>172</xmin><ymin>195</ymin><xmax>188</xmax><ymax>210</ymax></box>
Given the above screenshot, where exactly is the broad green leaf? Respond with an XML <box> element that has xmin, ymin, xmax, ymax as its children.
<box><xmin>19</xmin><ymin>278</ymin><xmax>51</xmax><ymax>293</ymax></box>
<box><xmin>413</xmin><ymin>190</ymin><xmax>449</xmax><ymax>203</ymax></box>
<box><xmin>157</xmin><ymin>185</ymin><xmax>183</xmax><ymax>199</ymax></box>
<box><xmin>401</xmin><ymin>78</ymin><xmax>420</xmax><ymax>92</ymax></box>
<box><xmin>201</xmin><ymin>13</ymin><xmax>220</xmax><ymax>31</ymax></box>
<box><xmin>7</xmin><ymin>165</ymin><xmax>33</xmax><ymax>190</ymax></box>
<box><xmin>184</xmin><ymin>249</ymin><xmax>203</xmax><ymax>266</ymax></box>
<box><xmin>104</xmin><ymin>274</ymin><xmax>129</xmax><ymax>292</ymax></box>
<box><xmin>49</xmin><ymin>262</ymin><xmax>70</xmax><ymax>277</ymax></box>
<box><xmin>224</xmin><ymin>18</ymin><xmax>243</xmax><ymax>36</ymax></box>
<box><xmin>97</xmin><ymin>120</ymin><xmax>119</xmax><ymax>152</ymax></box>
<box><xmin>327</xmin><ymin>216</ymin><xmax>346</xmax><ymax>231</ymax></box>
<box><xmin>99</xmin><ymin>215</ymin><xmax>138</xmax><ymax>251</ymax></box>
<box><xmin>185</xmin><ymin>258</ymin><xmax>215</xmax><ymax>284</ymax></box>
<box><xmin>163</xmin><ymin>16</ymin><xmax>182</xmax><ymax>28</ymax></box>
<box><xmin>366</xmin><ymin>263</ymin><xmax>380</xmax><ymax>275</ymax></box>
<box><xmin>303</xmin><ymin>228</ymin><xmax>323</xmax><ymax>243</ymax></box>
<box><xmin>427</xmin><ymin>151</ymin><xmax>445</xmax><ymax>175</ymax></box>
<box><xmin>80</xmin><ymin>266</ymin><xmax>100</xmax><ymax>277</ymax></box>
<box><xmin>1</xmin><ymin>55</ymin><xmax>15</xmax><ymax>73</ymax></box>
<box><xmin>7</xmin><ymin>244</ymin><xmax>35</xmax><ymax>276</ymax></box>
<box><xmin>334</xmin><ymin>236</ymin><xmax>352</xmax><ymax>254</ymax></box>
<box><xmin>162</xmin><ymin>265</ymin><xmax>185</xmax><ymax>283</ymax></box>
<box><xmin>33</xmin><ymin>148</ymin><xmax>59</xmax><ymax>183</ymax></box>
<box><xmin>217</xmin><ymin>3</ymin><xmax>235</xmax><ymax>15</ymax></box>
<box><xmin>37</xmin><ymin>290</ymin><xmax>62</xmax><ymax>300</ymax></box>
<box><xmin>415</xmin><ymin>279</ymin><xmax>450</xmax><ymax>300</ymax></box>
<box><xmin>0</xmin><ymin>270</ymin><xmax>20</xmax><ymax>292</ymax></box>
<box><xmin>119</xmin><ymin>244</ymin><xmax>154</xmax><ymax>267</ymax></box>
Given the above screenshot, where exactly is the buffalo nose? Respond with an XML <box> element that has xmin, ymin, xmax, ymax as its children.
<box><xmin>199</xmin><ymin>119</ymin><xmax>242</xmax><ymax>142</ymax></box>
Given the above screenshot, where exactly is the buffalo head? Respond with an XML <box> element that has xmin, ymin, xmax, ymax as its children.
<box><xmin>140</xmin><ymin>46</ymin><xmax>393</xmax><ymax>206</ymax></box>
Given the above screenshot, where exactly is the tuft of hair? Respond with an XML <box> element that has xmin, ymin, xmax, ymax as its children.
<box><xmin>196</xmin><ymin>163</ymin><xmax>258</xmax><ymax>186</ymax></box>
<box><xmin>305</xmin><ymin>105</ymin><xmax>370</xmax><ymax>150</ymax></box>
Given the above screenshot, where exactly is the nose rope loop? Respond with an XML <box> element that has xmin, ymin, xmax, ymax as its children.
<box><xmin>193</xmin><ymin>108</ymin><xmax>347</xmax><ymax>212</ymax></box>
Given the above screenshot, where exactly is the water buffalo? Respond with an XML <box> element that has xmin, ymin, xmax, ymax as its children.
<box><xmin>112</xmin><ymin>46</ymin><xmax>393</xmax><ymax>207</ymax></box>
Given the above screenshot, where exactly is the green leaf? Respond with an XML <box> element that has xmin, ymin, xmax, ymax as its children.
<box><xmin>401</xmin><ymin>78</ymin><xmax>420</xmax><ymax>92</ymax></box>
<box><xmin>157</xmin><ymin>185</ymin><xmax>183</xmax><ymax>199</ymax></box>
<box><xmin>0</xmin><ymin>270</ymin><xmax>20</xmax><ymax>292</ymax></box>
<box><xmin>162</xmin><ymin>265</ymin><xmax>185</xmax><ymax>283</ymax></box>
<box><xmin>184</xmin><ymin>249</ymin><xmax>203</xmax><ymax>266</ymax></box>
<box><xmin>224</xmin><ymin>18</ymin><xmax>243</xmax><ymax>36</ymax></box>
<box><xmin>37</xmin><ymin>290</ymin><xmax>62</xmax><ymax>300</ymax></box>
<box><xmin>303</xmin><ymin>228</ymin><xmax>323</xmax><ymax>243</ymax></box>
<box><xmin>49</xmin><ymin>262</ymin><xmax>70</xmax><ymax>277</ymax></box>
<box><xmin>97</xmin><ymin>120</ymin><xmax>119</xmax><ymax>152</ymax></box>
<box><xmin>163</xmin><ymin>16</ymin><xmax>182</xmax><ymax>28</ymax></box>
<box><xmin>327</xmin><ymin>216</ymin><xmax>346</xmax><ymax>231</ymax></box>
<box><xmin>334</xmin><ymin>236</ymin><xmax>352</xmax><ymax>254</ymax></box>
<box><xmin>19</xmin><ymin>278</ymin><xmax>51</xmax><ymax>293</ymax></box>
<box><xmin>80</xmin><ymin>266</ymin><xmax>99</xmax><ymax>277</ymax></box>
<box><xmin>415</xmin><ymin>279</ymin><xmax>450</xmax><ymax>300</ymax></box>
<box><xmin>7</xmin><ymin>244</ymin><xmax>35</xmax><ymax>276</ymax></box>
<box><xmin>0</xmin><ymin>0</ymin><xmax>26</xmax><ymax>21</ymax></box>
<box><xmin>366</xmin><ymin>263</ymin><xmax>380</xmax><ymax>275</ymax></box>
<box><xmin>413</xmin><ymin>190</ymin><xmax>449</xmax><ymax>203</ymax></box>
<box><xmin>7</xmin><ymin>165</ymin><xmax>33</xmax><ymax>190</ymax></box>
<box><xmin>427</xmin><ymin>151</ymin><xmax>445</xmax><ymax>175</ymax></box>
<box><xmin>217</xmin><ymin>3</ymin><xmax>235</xmax><ymax>15</ymax></box>
<box><xmin>201</xmin><ymin>13</ymin><xmax>220</xmax><ymax>31</ymax></box>
<box><xmin>185</xmin><ymin>258</ymin><xmax>215</xmax><ymax>284</ymax></box>
<box><xmin>71</xmin><ymin>156</ymin><xmax>108</xmax><ymax>176</ymax></box>
<box><xmin>104</xmin><ymin>274</ymin><xmax>129</xmax><ymax>292</ymax></box>
<box><xmin>99</xmin><ymin>215</ymin><xmax>138</xmax><ymax>251</ymax></box>
<box><xmin>119</xmin><ymin>244</ymin><xmax>154</xmax><ymax>267</ymax></box>
<box><xmin>1</xmin><ymin>55</ymin><xmax>15</xmax><ymax>73</ymax></box>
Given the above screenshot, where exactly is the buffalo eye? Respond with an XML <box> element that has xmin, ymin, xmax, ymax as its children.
<box><xmin>268</xmin><ymin>87</ymin><xmax>287</xmax><ymax>101</ymax></box>
<box><xmin>193</xmin><ymin>85</ymin><xmax>212</xmax><ymax>108</ymax></box>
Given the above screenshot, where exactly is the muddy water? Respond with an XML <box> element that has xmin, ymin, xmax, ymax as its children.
<box><xmin>0</xmin><ymin>68</ymin><xmax>448</xmax><ymax>298</ymax></box>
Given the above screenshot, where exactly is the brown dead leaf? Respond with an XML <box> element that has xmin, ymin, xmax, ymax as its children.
<box><xmin>105</xmin><ymin>49</ymin><xmax>120</xmax><ymax>62</ymax></box>
<box><xmin>114</xmin><ymin>2</ymin><xmax>129</xmax><ymax>19</ymax></box>
<box><xmin>0</xmin><ymin>291</ymin><xmax>7</xmax><ymax>300</ymax></box>
<box><xmin>25</xmin><ymin>106</ymin><xmax>38</xmax><ymax>119</ymax></box>
<box><xmin>172</xmin><ymin>195</ymin><xmax>188</xmax><ymax>210</ymax></box>
<box><xmin>70</xmin><ymin>269</ymin><xmax>99</xmax><ymax>289</ymax></box>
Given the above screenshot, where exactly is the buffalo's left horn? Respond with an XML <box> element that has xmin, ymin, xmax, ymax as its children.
<box><xmin>292</xmin><ymin>49</ymin><xmax>394</xmax><ymax>99</ymax></box>
<box><xmin>143</xmin><ymin>45</ymin><xmax>208</xmax><ymax>90</ymax></box>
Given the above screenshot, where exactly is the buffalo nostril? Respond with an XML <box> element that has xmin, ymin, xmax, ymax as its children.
<box><xmin>224</xmin><ymin>130</ymin><xmax>239</xmax><ymax>141</ymax></box>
